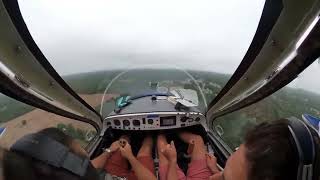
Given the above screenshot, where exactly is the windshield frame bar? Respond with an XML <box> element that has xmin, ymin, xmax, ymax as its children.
<box><xmin>207</xmin><ymin>0</ymin><xmax>283</xmax><ymax>110</ymax></box>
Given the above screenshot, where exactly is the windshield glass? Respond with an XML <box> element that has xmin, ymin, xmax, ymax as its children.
<box><xmin>96</xmin><ymin>68</ymin><xmax>226</xmax><ymax>116</ymax></box>
<box><xmin>0</xmin><ymin>92</ymin><xmax>97</xmax><ymax>149</ymax></box>
<box><xmin>65</xmin><ymin>68</ymin><xmax>231</xmax><ymax>117</ymax></box>
<box><xmin>17</xmin><ymin>0</ymin><xmax>265</xmax><ymax>117</ymax></box>
<box><xmin>213</xmin><ymin>60</ymin><xmax>320</xmax><ymax>150</ymax></box>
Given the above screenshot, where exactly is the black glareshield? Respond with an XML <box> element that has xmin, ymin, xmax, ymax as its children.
<box><xmin>10</xmin><ymin>133</ymin><xmax>89</xmax><ymax>177</ymax></box>
<box><xmin>287</xmin><ymin>117</ymin><xmax>316</xmax><ymax>180</ymax></box>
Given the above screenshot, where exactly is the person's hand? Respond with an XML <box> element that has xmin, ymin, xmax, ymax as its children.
<box><xmin>161</xmin><ymin>140</ymin><xmax>177</xmax><ymax>163</ymax></box>
<box><xmin>120</xmin><ymin>143</ymin><xmax>134</xmax><ymax>160</ymax></box>
<box><xmin>109</xmin><ymin>140</ymin><xmax>121</xmax><ymax>153</ymax></box>
<box><xmin>206</xmin><ymin>153</ymin><xmax>220</xmax><ymax>174</ymax></box>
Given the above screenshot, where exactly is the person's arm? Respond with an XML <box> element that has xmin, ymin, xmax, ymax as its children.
<box><xmin>206</xmin><ymin>153</ymin><xmax>220</xmax><ymax>174</ymax></box>
<box><xmin>162</xmin><ymin>141</ymin><xmax>178</xmax><ymax>180</ymax></box>
<box><xmin>166</xmin><ymin>161</ymin><xmax>178</xmax><ymax>180</ymax></box>
<box><xmin>91</xmin><ymin>151</ymin><xmax>112</xmax><ymax>169</ymax></box>
<box><xmin>91</xmin><ymin>140</ymin><xmax>120</xmax><ymax>169</ymax></box>
<box><xmin>120</xmin><ymin>143</ymin><xmax>157</xmax><ymax>180</ymax></box>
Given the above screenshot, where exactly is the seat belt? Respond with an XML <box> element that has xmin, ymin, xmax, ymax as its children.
<box><xmin>154</xmin><ymin>147</ymin><xmax>160</xmax><ymax>179</ymax></box>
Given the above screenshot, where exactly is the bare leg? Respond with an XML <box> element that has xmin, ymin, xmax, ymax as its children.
<box><xmin>135</xmin><ymin>135</ymin><xmax>155</xmax><ymax>175</ymax></box>
<box><xmin>157</xmin><ymin>134</ymin><xmax>169</xmax><ymax>165</ymax></box>
<box><xmin>179</xmin><ymin>132</ymin><xmax>207</xmax><ymax>161</ymax></box>
<box><xmin>137</xmin><ymin>135</ymin><xmax>153</xmax><ymax>157</ymax></box>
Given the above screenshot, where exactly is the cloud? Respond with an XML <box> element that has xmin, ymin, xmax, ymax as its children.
<box><xmin>288</xmin><ymin>60</ymin><xmax>320</xmax><ymax>93</ymax></box>
<box><xmin>17</xmin><ymin>0</ymin><xmax>320</xmax><ymax>94</ymax></box>
<box><xmin>18</xmin><ymin>0</ymin><xmax>264</xmax><ymax>74</ymax></box>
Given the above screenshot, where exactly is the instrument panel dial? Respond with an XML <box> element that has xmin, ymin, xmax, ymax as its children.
<box><xmin>180</xmin><ymin>117</ymin><xmax>188</xmax><ymax>122</ymax></box>
<box><xmin>114</xmin><ymin>119</ymin><xmax>121</xmax><ymax>126</ymax></box>
<box><xmin>123</xmin><ymin>120</ymin><xmax>130</xmax><ymax>126</ymax></box>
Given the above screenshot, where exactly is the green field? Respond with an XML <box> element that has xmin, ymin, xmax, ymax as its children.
<box><xmin>0</xmin><ymin>69</ymin><xmax>230</xmax><ymax>123</ymax></box>
<box><xmin>1</xmin><ymin>68</ymin><xmax>319</xmax><ymax>123</ymax></box>
<box><xmin>64</xmin><ymin>69</ymin><xmax>320</xmax><ymax>150</ymax></box>
<box><xmin>1</xmin><ymin>69</ymin><xmax>320</xmax><ymax>150</ymax></box>
<box><xmin>214</xmin><ymin>87</ymin><xmax>320</xmax><ymax>149</ymax></box>
<box><xmin>56</xmin><ymin>123</ymin><xmax>97</xmax><ymax>147</ymax></box>
<box><xmin>0</xmin><ymin>94</ymin><xmax>34</xmax><ymax>124</ymax></box>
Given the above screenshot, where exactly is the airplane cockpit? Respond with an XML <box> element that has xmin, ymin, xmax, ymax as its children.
<box><xmin>104</xmin><ymin>92</ymin><xmax>205</xmax><ymax>131</ymax></box>
<box><xmin>91</xmin><ymin>77</ymin><xmax>215</xmax><ymax>174</ymax></box>
<box><xmin>0</xmin><ymin>0</ymin><xmax>320</xmax><ymax>179</ymax></box>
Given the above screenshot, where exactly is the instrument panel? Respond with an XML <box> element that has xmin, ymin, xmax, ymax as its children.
<box><xmin>104</xmin><ymin>111</ymin><xmax>205</xmax><ymax>130</ymax></box>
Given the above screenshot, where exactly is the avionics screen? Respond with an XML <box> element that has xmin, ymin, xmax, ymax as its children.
<box><xmin>160</xmin><ymin>116</ymin><xmax>176</xmax><ymax>126</ymax></box>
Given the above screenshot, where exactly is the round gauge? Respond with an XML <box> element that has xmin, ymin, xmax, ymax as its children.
<box><xmin>114</xmin><ymin>119</ymin><xmax>121</xmax><ymax>126</ymax></box>
<box><xmin>133</xmin><ymin>120</ymin><xmax>140</xmax><ymax>126</ymax></box>
<box><xmin>180</xmin><ymin>117</ymin><xmax>188</xmax><ymax>122</ymax></box>
<box><xmin>123</xmin><ymin>120</ymin><xmax>130</xmax><ymax>126</ymax></box>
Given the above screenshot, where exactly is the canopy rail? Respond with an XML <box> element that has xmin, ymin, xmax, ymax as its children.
<box><xmin>207</xmin><ymin>0</ymin><xmax>320</xmax><ymax>124</ymax></box>
<box><xmin>207</xmin><ymin>0</ymin><xmax>283</xmax><ymax>109</ymax></box>
<box><xmin>208</xmin><ymin>14</ymin><xmax>320</xmax><ymax>126</ymax></box>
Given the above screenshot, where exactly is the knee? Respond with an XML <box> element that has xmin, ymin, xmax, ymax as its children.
<box><xmin>137</xmin><ymin>151</ymin><xmax>152</xmax><ymax>158</ymax></box>
<box><xmin>191</xmin><ymin>135</ymin><xmax>205</xmax><ymax>146</ymax></box>
<box><xmin>142</xmin><ymin>136</ymin><xmax>153</xmax><ymax>147</ymax></box>
<box><xmin>157</xmin><ymin>134</ymin><xmax>168</xmax><ymax>148</ymax></box>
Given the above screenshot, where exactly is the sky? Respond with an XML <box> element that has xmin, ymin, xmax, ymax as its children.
<box><xmin>17</xmin><ymin>0</ymin><xmax>320</xmax><ymax>93</ymax></box>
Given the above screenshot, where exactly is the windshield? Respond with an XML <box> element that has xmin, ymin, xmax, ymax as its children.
<box><xmin>0</xmin><ymin>92</ymin><xmax>97</xmax><ymax>149</ymax></box>
<box><xmin>64</xmin><ymin>68</ymin><xmax>231</xmax><ymax>117</ymax></box>
<box><xmin>17</xmin><ymin>0</ymin><xmax>265</xmax><ymax>117</ymax></box>
<box><xmin>0</xmin><ymin>0</ymin><xmax>266</xmax><ymax>149</ymax></box>
<box><xmin>98</xmin><ymin>68</ymin><xmax>221</xmax><ymax>116</ymax></box>
<box><xmin>2</xmin><ymin>0</ymin><xmax>318</xmax><ymax>153</ymax></box>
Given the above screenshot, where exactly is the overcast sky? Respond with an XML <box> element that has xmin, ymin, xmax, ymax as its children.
<box><xmin>17</xmin><ymin>0</ymin><xmax>320</xmax><ymax>93</ymax></box>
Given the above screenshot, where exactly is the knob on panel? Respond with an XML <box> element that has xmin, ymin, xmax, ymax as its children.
<box><xmin>180</xmin><ymin>117</ymin><xmax>188</xmax><ymax>122</ymax></box>
<box><xmin>187</xmin><ymin>118</ymin><xmax>194</xmax><ymax>122</ymax></box>
<box><xmin>148</xmin><ymin>119</ymin><xmax>154</xmax><ymax>124</ymax></box>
